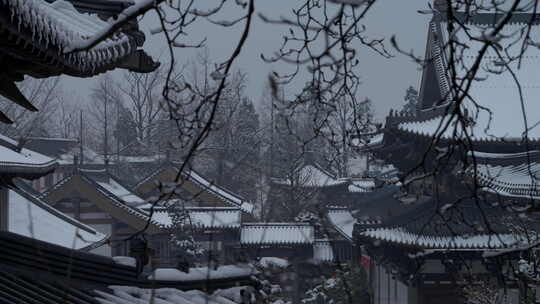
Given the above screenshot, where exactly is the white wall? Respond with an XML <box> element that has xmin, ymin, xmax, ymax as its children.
<box><xmin>372</xmin><ymin>264</ymin><xmax>409</xmax><ymax>304</ymax></box>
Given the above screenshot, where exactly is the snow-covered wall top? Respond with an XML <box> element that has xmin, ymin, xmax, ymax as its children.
<box><xmin>240</xmin><ymin>223</ymin><xmax>314</xmax><ymax>245</ymax></box>
<box><xmin>144</xmin><ymin>207</ymin><xmax>242</xmax><ymax>229</ymax></box>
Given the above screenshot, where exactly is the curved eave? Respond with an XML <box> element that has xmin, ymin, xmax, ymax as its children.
<box><xmin>0</xmin><ymin>1</ymin><xmax>158</xmax><ymax>79</ymax></box>
<box><xmin>0</xmin><ymin>160</ymin><xmax>57</xmax><ymax>180</ymax></box>
<box><xmin>480</xmin><ymin>186</ymin><xmax>540</xmax><ymax>201</ymax></box>
<box><xmin>54</xmin><ymin>0</ymin><xmax>134</xmax><ymax>17</ymax></box>
<box><xmin>357</xmin><ymin>227</ymin><xmax>521</xmax><ymax>250</ymax></box>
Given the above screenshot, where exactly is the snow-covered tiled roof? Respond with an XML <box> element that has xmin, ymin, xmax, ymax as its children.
<box><xmin>361</xmin><ymin>227</ymin><xmax>523</xmax><ymax>250</ymax></box>
<box><xmin>327</xmin><ymin>208</ymin><xmax>356</xmax><ymax>240</ymax></box>
<box><xmin>356</xmin><ymin>193</ymin><xmax>540</xmax><ymax>250</ymax></box>
<box><xmin>348</xmin><ymin>179</ymin><xmax>375</xmax><ymax>193</ymax></box>
<box><xmin>352</xmin><ymin>132</ymin><xmax>385</xmax><ymax>151</ymax></box>
<box><xmin>9</xmin><ymin>187</ymin><xmax>105</xmax><ymax>250</ymax></box>
<box><xmin>186</xmin><ymin>170</ymin><xmax>254</xmax><ymax>213</ymax></box>
<box><xmin>22</xmin><ymin>137</ymin><xmax>103</xmax><ymax>165</ymax></box>
<box><xmin>398</xmin><ymin>20</ymin><xmax>540</xmax><ymax>142</ymax></box>
<box><xmin>143</xmin><ymin>207</ymin><xmax>242</xmax><ymax>229</ymax></box>
<box><xmin>82</xmin><ymin>173</ymin><xmax>162</xmax><ymax>226</ymax></box>
<box><xmin>136</xmin><ymin>165</ymin><xmax>254</xmax><ymax>214</ymax></box>
<box><xmin>240</xmin><ymin>223</ymin><xmax>314</xmax><ymax>245</ymax></box>
<box><xmin>273</xmin><ymin>164</ymin><xmax>347</xmax><ymax>187</ymax></box>
<box><xmin>2</xmin><ymin>0</ymin><xmax>138</xmax><ymax>73</ymax></box>
<box><xmin>0</xmin><ymin>134</ymin><xmax>57</xmax><ymax>176</ymax></box>
<box><xmin>97</xmin><ymin>176</ymin><xmax>145</xmax><ymax>207</ymax></box>
<box><xmin>42</xmin><ymin>170</ymin><xmax>164</xmax><ymax>230</ymax></box>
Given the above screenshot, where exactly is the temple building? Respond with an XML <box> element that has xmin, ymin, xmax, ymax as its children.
<box><xmin>135</xmin><ymin>163</ymin><xmax>255</xmax><ymax>215</ymax></box>
<box><xmin>353</xmin><ymin>1</ymin><xmax>540</xmax><ymax>303</ymax></box>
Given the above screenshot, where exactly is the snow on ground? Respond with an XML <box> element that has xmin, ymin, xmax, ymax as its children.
<box><xmin>9</xmin><ymin>189</ymin><xmax>105</xmax><ymax>249</ymax></box>
<box><xmin>148</xmin><ymin>264</ymin><xmax>258</xmax><ymax>281</ymax></box>
<box><xmin>258</xmin><ymin>257</ymin><xmax>289</xmax><ymax>268</ymax></box>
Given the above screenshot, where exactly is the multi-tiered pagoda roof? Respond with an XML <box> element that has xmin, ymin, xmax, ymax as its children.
<box><xmin>374</xmin><ymin>1</ymin><xmax>540</xmax><ymax>202</ymax></box>
<box><xmin>353</xmin><ymin>2</ymin><xmax>540</xmax><ymax>296</ymax></box>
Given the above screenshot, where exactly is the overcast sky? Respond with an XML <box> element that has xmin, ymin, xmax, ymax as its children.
<box><xmin>62</xmin><ymin>0</ymin><xmax>431</xmax><ymax>121</ymax></box>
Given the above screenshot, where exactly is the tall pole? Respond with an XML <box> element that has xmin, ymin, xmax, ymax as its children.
<box><xmin>270</xmin><ymin>93</ymin><xmax>275</xmax><ymax>178</ymax></box>
<box><xmin>104</xmin><ymin>96</ymin><xmax>108</xmax><ymax>167</ymax></box>
<box><xmin>116</xmin><ymin>99</ymin><xmax>120</xmax><ymax>166</ymax></box>
<box><xmin>79</xmin><ymin>111</ymin><xmax>84</xmax><ymax>165</ymax></box>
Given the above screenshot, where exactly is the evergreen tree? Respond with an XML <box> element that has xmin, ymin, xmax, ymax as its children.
<box><xmin>114</xmin><ymin>105</ymin><xmax>138</xmax><ymax>148</ymax></box>
<box><xmin>401</xmin><ymin>86</ymin><xmax>419</xmax><ymax>115</ymax></box>
<box><xmin>228</xmin><ymin>98</ymin><xmax>261</xmax><ymax>202</ymax></box>
<box><xmin>302</xmin><ymin>264</ymin><xmax>372</xmax><ymax>304</ymax></box>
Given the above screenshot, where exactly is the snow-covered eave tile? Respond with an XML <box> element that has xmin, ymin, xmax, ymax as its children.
<box><xmin>2</xmin><ymin>0</ymin><xmax>138</xmax><ymax>73</ymax></box>
<box><xmin>470</xmin><ymin>164</ymin><xmax>540</xmax><ymax>199</ymax></box>
<box><xmin>360</xmin><ymin>228</ymin><xmax>520</xmax><ymax>250</ymax></box>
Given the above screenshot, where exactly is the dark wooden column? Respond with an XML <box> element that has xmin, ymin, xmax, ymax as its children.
<box><xmin>0</xmin><ymin>187</ymin><xmax>8</xmax><ymax>231</ymax></box>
